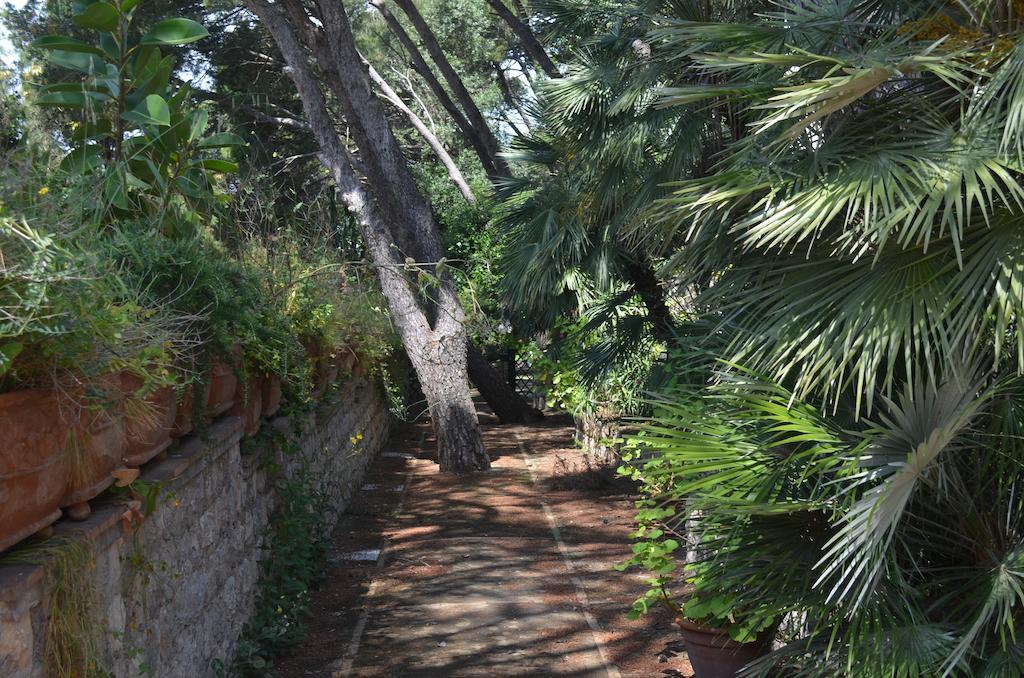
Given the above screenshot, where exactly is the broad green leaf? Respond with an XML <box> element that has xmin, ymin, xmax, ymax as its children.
<box><xmin>47</xmin><ymin>49</ymin><xmax>107</xmax><ymax>74</ymax></box>
<box><xmin>174</xmin><ymin>173</ymin><xmax>205</xmax><ymax>198</ymax></box>
<box><xmin>34</xmin><ymin>91</ymin><xmax>89</xmax><ymax>107</ymax></box>
<box><xmin>121</xmin><ymin>0</ymin><xmax>140</xmax><ymax>12</ymax></box>
<box><xmin>99</xmin><ymin>32</ymin><xmax>119</xmax><ymax>60</ymax></box>
<box><xmin>30</xmin><ymin>35</ymin><xmax>104</xmax><ymax>56</ymax></box>
<box><xmin>131</xmin><ymin>45</ymin><xmax>161</xmax><ymax>81</ymax></box>
<box><xmin>140</xmin><ymin>18</ymin><xmax>208</xmax><ymax>46</ymax></box>
<box><xmin>195</xmin><ymin>158</ymin><xmax>238</xmax><ymax>173</ymax></box>
<box><xmin>122</xmin><ymin>94</ymin><xmax>170</xmax><ymax>127</ymax></box>
<box><xmin>188</xmin><ymin>109</ymin><xmax>208</xmax><ymax>142</ymax></box>
<box><xmin>60</xmin><ymin>147</ymin><xmax>103</xmax><ymax>173</ymax></box>
<box><xmin>103</xmin><ymin>169</ymin><xmax>130</xmax><ymax>210</ymax></box>
<box><xmin>198</xmin><ymin>132</ymin><xmax>246</xmax><ymax>148</ymax></box>
<box><xmin>125</xmin><ymin>171</ymin><xmax>150</xmax><ymax>190</ymax></box>
<box><xmin>38</xmin><ymin>82</ymin><xmax>100</xmax><ymax>93</ymax></box>
<box><xmin>72</xmin><ymin>2</ymin><xmax>120</xmax><ymax>33</ymax></box>
<box><xmin>131</xmin><ymin>56</ymin><xmax>173</xmax><ymax>102</ymax></box>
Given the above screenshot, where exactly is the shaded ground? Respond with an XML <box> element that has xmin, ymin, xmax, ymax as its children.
<box><xmin>273</xmin><ymin>411</ymin><xmax>690</xmax><ymax>677</ymax></box>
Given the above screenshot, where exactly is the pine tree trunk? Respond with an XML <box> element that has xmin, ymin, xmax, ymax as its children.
<box><xmin>247</xmin><ymin>0</ymin><xmax>489</xmax><ymax>474</ymax></box>
<box><xmin>494</xmin><ymin>62</ymin><xmax>532</xmax><ymax>133</ymax></box>
<box><xmin>419</xmin><ymin>340</ymin><xmax>490</xmax><ymax>472</ymax></box>
<box><xmin>466</xmin><ymin>341</ymin><xmax>543</xmax><ymax>424</ymax></box>
<box><xmin>365</xmin><ymin>60</ymin><xmax>477</xmax><ymax>204</ymax></box>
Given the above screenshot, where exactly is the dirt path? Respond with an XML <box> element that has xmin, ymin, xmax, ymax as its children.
<box><xmin>273</xmin><ymin>414</ymin><xmax>690</xmax><ymax>677</ymax></box>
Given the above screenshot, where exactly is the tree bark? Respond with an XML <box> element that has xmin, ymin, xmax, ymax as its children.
<box><xmin>370</xmin><ymin>0</ymin><xmax>501</xmax><ymax>179</ymax></box>
<box><xmin>484</xmin><ymin>0</ymin><xmax>559</xmax><ymax>78</ymax></box>
<box><xmin>466</xmin><ymin>341</ymin><xmax>543</xmax><ymax>423</ymax></box>
<box><xmin>389</xmin><ymin>0</ymin><xmax>510</xmax><ymax>177</ymax></box>
<box><xmin>246</xmin><ymin>0</ymin><xmax>489</xmax><ymax>473</ymax></box>
<box><xmin>365</xmin><ymin>60</ymin><xmax>477</xmax><ymax>204</ymax></box>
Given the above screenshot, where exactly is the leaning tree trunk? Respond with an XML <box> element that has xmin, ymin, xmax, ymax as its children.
<box><xmin>390</xmin><ymin>0</ymin><xmax>510</xmax><ymax>177</ymax></box>
<box><xmin>419</xmin><ymin>337</ymin><xmax>489</xmax><ymax>471</ymax></box>
<box><xmin>483</xmin><ymin>0</ymin><xmax>559</xmax><ymax>78</ymax></box>
<box><xmin>365</xmin><ymin>60</ymin><xmax>477</xmax><ymax>204</ymax></box>
<box><xmin>370</xmin><ymin>0</ymin><xmax>501</xmax><ymax>178</ymax></box>
<box><xmin>247</xmin><ymin>0</ymin><xmax>489</xmax><ymax>473</ymax></box>
<box><xmin>466</xmin><ymin>341</ymin><xmax>543</xmax><ymax>423</ymax></box>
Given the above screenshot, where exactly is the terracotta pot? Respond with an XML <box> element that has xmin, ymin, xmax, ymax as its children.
<box><xmin>676</xmin><ymin>618</ymin><xmax>775</xmax><ymax>678</ymax></box>
<box><xmin>122</xmin><ymin>374</ymin><xmax>178</xmax><ymax>467</ymax></box>
<box><xmin>261</xmin><ymin>376</ymin><xmax>283</xmax><ymax>418</ymax></box>
<box><xmin>171</xmin><ymin>384</ymin><xmax>195</xmax><ymax>439</ymax></box>
<box><xmin>61</xmin><ymin>385</ymin><xmax>128</xmax><ymax>522</ymax></box>
<box><xmin>232</xmin><ymin>377</ymin><xmax>264</xmax><ymax>437</ymax></box>
<box><xmin>0</xmin><ymin>389</ymin><xmax>70</xmax><ymax>552</ymax></box>
<box><xmin>205</xmin><ymin>362</ymin><xmax>238</xmax><ymax>419</ymax></box>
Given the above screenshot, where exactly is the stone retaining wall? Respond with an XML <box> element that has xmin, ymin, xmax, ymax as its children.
<box><xmin>0</xmin><ymin>376</ymin><xmax>391</xmax><ymax>677</ymax></box>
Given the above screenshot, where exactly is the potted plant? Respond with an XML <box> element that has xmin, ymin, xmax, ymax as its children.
<box><xmin>204</xmin><ymin>355</ymin><xmax>240</xmax><ymax>421</ymax></box>
<box><xmin>231</xmin><ymin>373</ymin><xmax>264</xmax><ymax>437</ymax></box>
<box><xmin>61</xmin><ymin>374</ymin><xmax>129</xmax><ymax>521</ymax></box>
<box><xmin>123</xmin><ymin>370</ymin><xmax>179</xmax><ymax>467</ymax></box>
<box><xmin>672</xmin><ymin>586</ymin><xmax>776</xmax><ymax>678</ymax></box>
<box><xmin>261</xmin><ymin>374</ymin><xmax>283</xmax><ymax>418</ymax></box>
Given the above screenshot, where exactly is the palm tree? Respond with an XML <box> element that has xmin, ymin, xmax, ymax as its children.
<box><xmin>515</xmin><ymin>0</ymin><xmax>1024</xmax><ymax>673</ymax></box>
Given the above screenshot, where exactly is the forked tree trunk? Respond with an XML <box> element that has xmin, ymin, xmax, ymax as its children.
<box><xmin>247</xmin><ymin>0</ymin><xmax>489</xmax><ymax>473</ymax></box>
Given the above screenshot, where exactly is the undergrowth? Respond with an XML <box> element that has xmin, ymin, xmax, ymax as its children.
<box><xmin>1</xmin><ymin>537</ymin><xmax>104</xmax><ymax>677</ymax></box>
<box><xmin>212</xmin><ymin>430</ymin><xmax>335</xmax><ymax>677</ymax></box>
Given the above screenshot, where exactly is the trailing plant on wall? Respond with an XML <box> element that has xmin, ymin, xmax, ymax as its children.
<box><xmin>212</xmin><ymin>431</ymin><xmax>334</xmax><ymax>677</ymax></box>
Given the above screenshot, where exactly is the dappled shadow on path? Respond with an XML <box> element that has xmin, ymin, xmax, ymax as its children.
<box><xmin>272</xmin><ymin>413</ymin><xmax>688</xmax><ymax>678</ymax></box>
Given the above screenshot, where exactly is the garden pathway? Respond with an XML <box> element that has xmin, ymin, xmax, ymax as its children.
<box><xmin>273</xmin><ymin>410</ymin><xmax>689</xmax><ymax>677</ymax></box>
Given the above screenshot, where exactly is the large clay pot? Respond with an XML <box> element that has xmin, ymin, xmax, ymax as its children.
<box><xmin>122</xmin><ymin>374</ymin><xmax>178</xmax><ymax>467</ymax></box>
<box><xmin>261</xmin><ymin>376</ymin><xmax>283</xmax><ymax>418</ymax></box>
<box><xmin>171</xmin><ymin>384</ymin><xmax>195</xmax><ymax>439</ymax></box>
<box><xmin>677</xmin><ymin>618</ymin><xmax>775</xmax><ymax>678</ymax></box>
<box><xmin>205</xmin><ymin>362</ymin><xmax>238</xmax><ymax>419</ymax></box>
<box><xmin>231</xmin><ymin>376</ymin><xmax>264</xmax><ymax>437</ymax></box>
<box><xmin>61</xmin><ymin>381</ymin><xmax>128</xmax><ymax>522</ymax></box>
<box><xmin>0</xmin><ymin>389</ymin><xmax>70</xmax><ymax>552</ymax></box>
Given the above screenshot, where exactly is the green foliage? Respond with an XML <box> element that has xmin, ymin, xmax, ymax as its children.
<box><xmin>27</xmin><ymin>0</ymin><xmax>242</xmax><ymax>235</ymax></box>
<box><xmin>105</xmin><ymin>227</ymin><xmax>309</xmax><ymax>395</ymax></box>
<box><xmin>0</xmin><ymin>212</ymin><xmax>189</xmax><ymax>394</ymax></box>
<box><xmin>0</xmin><ymin>537</ymin><xmax>105</xmax><ymax>677</ymax></box>
<box><xmin>518</xmin><ymin>314</ymin><xmax>658</xmax><ymax>417</ymax></box>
